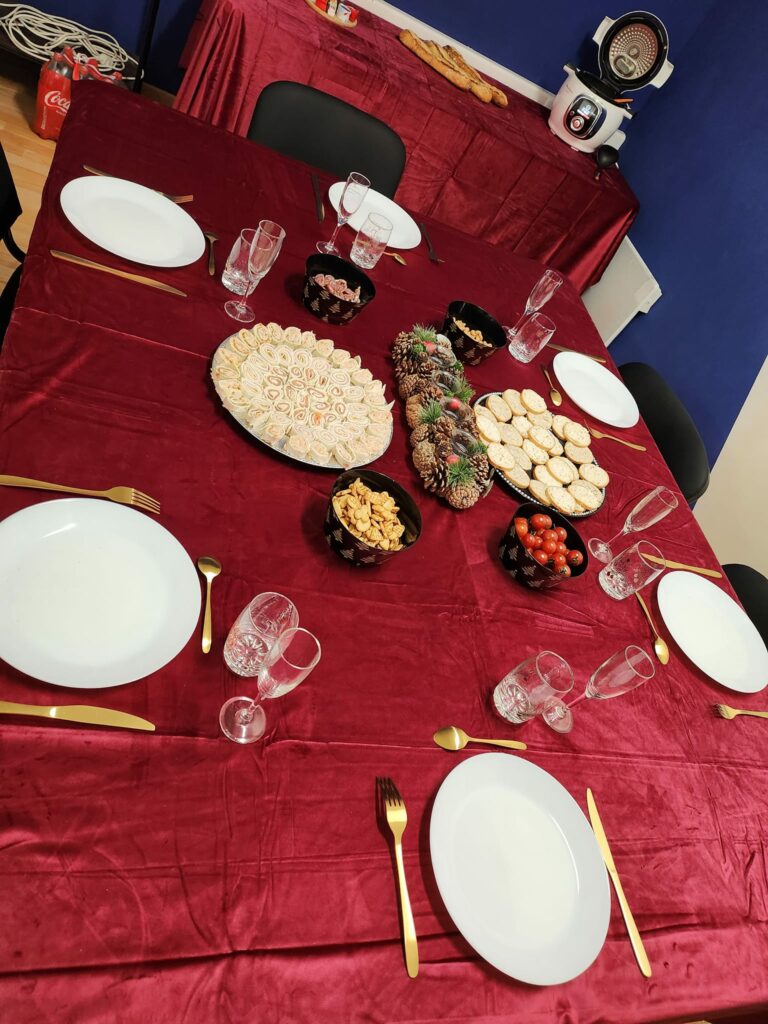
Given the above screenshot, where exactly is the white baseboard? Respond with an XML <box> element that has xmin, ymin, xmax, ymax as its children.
<box><xmin>352</xmin><ymin>0</ymin><xmax>555</xmax><ymax>108</ymax></box>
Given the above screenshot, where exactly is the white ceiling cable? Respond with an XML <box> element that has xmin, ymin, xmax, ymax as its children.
<box><xmin>0</xmin><ymin>3</ymin><xmax>135</xmax><ymax>78</ymax></box>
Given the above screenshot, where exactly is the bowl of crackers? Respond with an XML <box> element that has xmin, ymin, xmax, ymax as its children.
<box><xmin>442</xmin><ymin>301</ymin><xmax>506</xmax><ymax>366</ymax></box>
<box><xmin>304</xmin><ymin>253</ymin><xmax>375</xmax><ymax>325</ymax></box>
<box><xmin>474</xmin><ymin>388</ymin><xmax>610</xmax><ymax>517</ymax></box>
<box><xmin>325</xmin><ymin>471</ymin><xmax>422</xmax><ymax>566</ymax></box>
<box><xmin>499</xmin><ymin>502</ymin><xmax>589</xmax><ymax>591</ymax></box>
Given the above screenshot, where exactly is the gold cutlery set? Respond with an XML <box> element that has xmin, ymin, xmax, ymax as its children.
<box><xmin>715</xmin><ymin>703</ymin><xmax>768</xmax><ymax>721</ymax></box>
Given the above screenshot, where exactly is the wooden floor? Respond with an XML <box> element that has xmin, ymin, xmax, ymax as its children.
<box><xmin>0</xmin><ymin>53</ymin><xmax>173</xmax><ymax>289</ymax></box>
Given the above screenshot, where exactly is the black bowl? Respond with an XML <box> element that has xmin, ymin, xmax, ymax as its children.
<box><xmin>303</xmin><ymin>253</ymin><xmax>375</xmax><ymax>325</ymax></box>
<box><xmin>499</xmin><ymin>502</ymin><xmax>588</xmax><ymax>591</ymax></box>
<box><xmin>443</xmin><ymin>300</ymin><xmax>506</xmax><ymax>366</ymax></box>
<box><xmin>325</xmin><ymin>470</ymin><xmax>421</xmax><ymax>567</ymax></box>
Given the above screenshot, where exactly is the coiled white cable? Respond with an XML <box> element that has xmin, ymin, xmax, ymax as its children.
<box><xmin>0</xmin><ymin>3</ymin><xmax>135</xmax><ymax>78</ymax></box>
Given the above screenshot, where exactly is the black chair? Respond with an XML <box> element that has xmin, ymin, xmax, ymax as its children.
<box><xmin>723</xmin><ymin>564</ymin><xmax>768</xmax><ymax>646</ymax></box>
<box><xmin>618</xmin><ymin>362</ymin><xmax>710</xmax><ymax>504</ymax></box>
<box><xmin>0</xmin><ymin>141</ymin><xmax>25</xmax><ymax>346</ymax></box>
<box><xmin>247</xmin><ymin>81</ymin><xmax>406</xmax><ymax>198</ymax></box>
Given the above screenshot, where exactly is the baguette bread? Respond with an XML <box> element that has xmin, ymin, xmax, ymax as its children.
<box><xmin>444</xmin><ymin>44</ymin><xmax>508</xmax><ymax>107</ymax></box>
<box><xmin>399</xmin><ymin>29</ymin><xmax>506</xmax><ymax>104</ymax></box>
<box><xmin>399</xmin><ymin>30</ymin><xmax>472</xmax><ymax>91</ymax></box>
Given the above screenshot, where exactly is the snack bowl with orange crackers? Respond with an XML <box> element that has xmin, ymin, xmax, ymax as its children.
<box><xmin>325</xmin><ymin>470</ymin><xmax>422</xmax><ymax>566</ymax></box>
<box><xmin>499</xmin><ymin>503</ymin><xmax>588</xmax><ymax>591</ymax></box>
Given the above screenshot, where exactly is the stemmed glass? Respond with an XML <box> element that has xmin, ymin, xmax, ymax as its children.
<box><xmin>588</xmin><ymin>486</ymin><xmax>679</xmax><ymax>563</ymax></box>
<box><xmin>567</xmin><ymin>645</ymin><xmax>655</xmax><ymax>710</ymax></box>
<box><xmin>493</xmin><ymin>650</ymin><xmax>574</xmax><ymax>733</ymax></box>
<box><xmin>224</xmin><ymin>219</ymin><xmax>285</xmax><ymax>322</ymax></box>
<box><xmin>505</xmin><ymin>268</ymin><xmax>563</xmax><ymax>340</ymax></box>
<box><xmin>317</xmin><ymin>171</ymin><xmax>370</xmax><ymax>256</ymax></box>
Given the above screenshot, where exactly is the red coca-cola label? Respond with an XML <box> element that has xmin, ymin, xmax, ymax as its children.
<box><xmin>43</xmin><ymin>89</ymin><xmax>70</xmax><ymax>114</ymax></box>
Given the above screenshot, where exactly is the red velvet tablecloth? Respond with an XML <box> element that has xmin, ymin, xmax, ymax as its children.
<box><xmin>173</xmin><ymin>0</ymin><xmax>639</xmax><ymax>292</ymax></box>
<box><xmin>1</xmin><ymin>82</ymin><xmax>766</xmax><ymax>1023</ymax></box>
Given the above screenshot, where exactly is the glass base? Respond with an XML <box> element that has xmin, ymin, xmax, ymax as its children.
<box><xmin>219</xmin><ymin>697</ymin><xmax>266</xmax><ymax>743</ymax></box>
<box><xmin>587</xmin><ymin>538</ymin><xmax>614</xmax><ymax>563</ymax></box>
<box><xmin>224</xmin><ymin>299</ymin><xmax>255</xmax><ymax>323</ymax></box>
<box><xmin>541</xmin><ymin>697</ymin><xmax>574</xmax><ymax>734</ymax></box>
<box><xmin>316</xmin><ymin>240</ymin><xmax>341</xmax><ymax>256</ymax></box>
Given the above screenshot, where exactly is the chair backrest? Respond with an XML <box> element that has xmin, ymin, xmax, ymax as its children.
<box><xmin>0</xmin><ymin>141</ymin><xmax>22</xmax><ymax>243</ymax></box>
<box><xmin>618</xmin><ymin>362</ymin><xmax>710</xmax><ymax>504</ymax></box>
<box><xmin>724</xmin><ymin>564</ymin><xmax>768</xmax><ymax>646</ymax></box>
<box><xmin>247</xmin><ymin>81</ymin><xmax>406</xmax><ymax>198</ymax></box>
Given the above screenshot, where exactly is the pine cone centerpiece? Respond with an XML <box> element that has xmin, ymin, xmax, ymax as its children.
<box><xmin>443</xmin><ymin>456</ymin><xmax>480</xmax><ymax>509</ymax></box>
<box><xmin>412</xmin><ymin>440</ymin><xmax>436</xmax><ymax>474</ymax></box>
<box><xmin>468</xmin><ymin>441</ymin><xmax>492</xmax><ymax>493</ymax></box>
<box><xmin>409</xmin><ymin>398</ymin><xmax>443</xmax><ymax>443</ymax></box>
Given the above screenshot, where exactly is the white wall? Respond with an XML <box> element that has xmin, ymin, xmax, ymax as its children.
<box><xmin>695</xmin><ymin>356</ymin><xmax>768</xmax><ymax>576</ymax></box>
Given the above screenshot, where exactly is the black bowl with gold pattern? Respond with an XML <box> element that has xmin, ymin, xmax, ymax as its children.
<box><xmin>304</xmin><ymin>254</ymin><xmax>375</xmax><ymax>325</ymax></box>
<box><xmin>325</xmin><ymin>470</ymin><xmax>422</xmax><ymax>567</ymax></box>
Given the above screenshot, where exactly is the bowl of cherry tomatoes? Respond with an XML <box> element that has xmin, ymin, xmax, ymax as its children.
<box><xmin>499</xmin><ymin>503</ymin><xmax>588</xmax><ymax>591</ymax></box>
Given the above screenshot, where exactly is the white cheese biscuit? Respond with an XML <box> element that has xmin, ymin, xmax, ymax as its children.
<box><xmin>533</xmin><ymin>464</ymin><xmax>560</xmax><ymax>488</ymax></box>
<box><xmin>564</xmin><ymin>441</ymin><xmax>594</xmax><ymax>465</ymax></box>
<box><xmin>563</xmin><ymin>420</ymin><xmax>591</xmax><ymax>447</ymax></box>
<box><xmin>550</xmin><ymin>439</ymin><xmax>564</xmax><ymax>457</ymax></box>
<box><xmin>477</xmin><ymin>417</ymin><xmax>501</xmax><ymax>444</ymax></box>
<box><xmin>528</xmin><ymin>410</ymin><xmax>553</xmax><ymax>429</ymax></box>
<box><xmin>474</xmin><ymin>403</ymin><xmax>496</xmax><ymax>423</ymax></box>
<box><xmin>547</xmin><ymin>485</ymin><xmax>578</xmax><ymax>516</ymax></box>
<box><xmin>528</xmin><ymin>480</ymin><xmax>552</xmax><ymax>506</ymax></box>
<box><xmin>511</xmin><ymin>414</ymin><xmax>532</xmax><ymax>437</ymax></box>
<box><xmin>529</xmin><ymin>426</ymin><xmax>557</xmax><ymax>452</ymax></box>
<box><xmin>503</xmin><ymin>464</ymin><xmax>530</xmax><ymax>489</ymax></box>
<box><xmin>501</xmin><ymin>388</ymin><xmax>527</xmax><ymax>416</ymax></box>
<box><xmin>568</xmin><ymin>479</ymin><xmax>604</xmax><ymax>511</ymax></box>
<box><xmin>521</xmin><ymin>388</ymin><xmax>547</xmax><ymax>414</ymax></box>
<box><xmin>510</xmin><ymin>446</ymin><xmax>532</xmax><ymax>471</ymax></box>
<box><xmin>548</xmin><ymin>456</ymin><xmax>578</xmax><ymax>484</ymax></box>
<box><xmin>552</xmin><ymin>414</ymin><xmax>570</xmax><ymax>440</ymax></box>
<box><xmin>522</xmin><ymin>438</ymin><xmax>549</xmax><ymax>465</ymax></box>
<box><xmin>579</xmin><ymin>463</ymin><xmax>610</xmax><ymax>489</ymax></box>
<box><xmin>487</xmin><ymin>442</ymin><xmax>516</xmax><ymax>471</ymax></box>
<box><xmin>487</xmin><ymin>394</ymin><xmax>513</xmax><ymax>422</ymax></box>
<box><xmin>498</xmin><ymin>422</ymin><xmax>524</xmax><ymax>447</ymax></box>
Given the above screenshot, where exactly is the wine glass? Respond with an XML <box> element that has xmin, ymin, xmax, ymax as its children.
<box><xmin>257</xmin><ymin>627</ymin><xmax>321</xmax><ymax>699</ymax></box>
<box><xmin>568</xmin><ymin>645</ymin><xmax>655</xmax><ymax>710</ymax></box>
<box><xmin>492</xmin><ymin>650</ymin><xmax>574</xmax><ymax>733</ymax></box>
<box><xmin>588</xmin><ymin>486</ymin><xmax>679</xmax><ymax>563</ymax></box>
<box><xmin>505</xmin><ymin>268</ymin><xmax>563</xmax><ymax>339</ymax></box>
<box><xmin>224</xmin><ymin>219</ymin><xmax>285</xmax><ymax>322</ymax></box>
<box><xmin>219</xmin><ymin>696</ymin><xmax>266</xmax><ymax>744</ymax></box>
<box><xmin>317</xmin><ymin>171</ymin><xmax>370</xmax><ymax>255</ymax></box>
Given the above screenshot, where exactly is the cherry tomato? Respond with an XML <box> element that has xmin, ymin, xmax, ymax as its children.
<box><xmin>530</xmin><ymin>513</ymin><xmax>552</xmax><ymax>531</ymax></box>
<box><xmin>567</xmin><ymin>550</ymin><xmax>584</xmax><ymax>567</ymax></box>
<box><xmin>531</xmin><ymin>535</ymin><xmax>544</xmax><ymax>549</ymax></box>
<box><xmin>555</xmin><ymin>526</ymin><xmax>567</xmax><ymax>543</ymax></box>
<box><xmin>533</xmin><ymin>549</ymin><xmax>550</xmax><ymax>565</ymax></box>
<box><xmin>556</xmin><ymin>542</ymin><xmax>567</xmax><ymax>555</ymax></box>
<box><xmin>522</xmin><ymin>533</ymin><xmax>537</xmax><ymax>549</ymax></box>
<box><xmin>542</xmin><ymin>539</ymin><xmax>557</xmax><ymax>555</ymax></box>
<box><xmin>543</xmin><ymin>529</ymin><xmax>558</xmax><ymax>544</ymax></box>
<box><xmin>553</xmin><ymin>553</ymin><xmax>567</xmax><ymax>568</ymax></box>
<box><xmin>557</xmin><ymin>563</ymin><xmax>572</xmax><ymax>578</ymax></box>
<box><xmin>514</xmin><ymin>517</ymin><xmax>528</xmax><ymax>538</ymax></box>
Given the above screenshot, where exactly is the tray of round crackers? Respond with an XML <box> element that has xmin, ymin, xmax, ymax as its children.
<box><xmin>211</xmin><ymin>322</ymin><xmax>393</xmax><ymax>470</ymax></box>
<box><xmin>473</xmin><ymin>388</ymin><xmax>610</xmax><ymax>517</ymax></box>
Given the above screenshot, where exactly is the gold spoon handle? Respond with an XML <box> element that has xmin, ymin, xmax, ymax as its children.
<box><xmin>201</xmin><ymin>580</ymin><xmax>213</xmax><ymax>654</ymax></box>
<box><xmin>590</xmin><ymin>430</ymin><xmax>646</xmax><ymax>452</ymax></box>
<box><xmin>466</xmin><ymin>735</ymin><xmax>527</xmax><ymax>751</ymax></box>
<box><xmin>635</xmin><ymin>592</ymin><xmax>659</xmax><ymax>637</ymax></box>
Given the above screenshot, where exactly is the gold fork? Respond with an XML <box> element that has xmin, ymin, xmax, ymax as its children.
<box><xmin>378</xmin><ymin>776</ymin><xmax>419</xmax><ymax>978</ymax></box>
<box><xmin>82</xmin><ymin>165</ymin><xmax>193</xmax><ymax>204</ymax></box>
<box><xmin>587</xmin><ymin>425</ymin><xmax>647</xmax><ymax>451</ymax></box>
<box><xmin>715</xmin><ymin>704</ymin><xmax>768</xmax><ymax>721</ymax></box>
<box><xmin>0</xmin><ymin>475</ymin><xmax>160</xmax><ymax>514</ymax></box>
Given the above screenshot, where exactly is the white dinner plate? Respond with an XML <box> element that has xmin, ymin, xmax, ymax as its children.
<box><xmin>553</xmin><ymin>351</ymin><xmax>640</xmax><ymax>428</ymax></box>
<box><xmin>430</xmin><ymin>753</ymin><xmax>610</xmax><ymax>984</ymax></box>
<box><xmin>658</xmin><ymin>571</ymin><xmax>768</xmax><ymax>693</ymax></box>
<box><xmin>0</xmin><ymin>499</ymin><xmax>201</xmax><ymax>688</ymax></box>
<box><xmin>60</xmin><ymin>175</ymin><xmax>205</xmax><ymax>267</ymax></box>
<box><xmin>328</xmin><ymin>182</ymin><xmax>421</xmax><ymax>249</ymax></box>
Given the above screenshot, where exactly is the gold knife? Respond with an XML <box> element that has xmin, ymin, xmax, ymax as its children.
<box><xmin>0</xmin><ymin>700</ymin><xmax>155</xmax><ymax>731</ymax></box>
<box><xmin>587</xmin><ymin>788</ymin><xmax>651</xmax><ymax>977</ymax></box>
<box><xmin>548</xmin><ymin>343</ymin><xmax>607</xmax><ymax>364</ymax></box>
<box><xmin>82</xmin><ymin>165</ymin><xmax>193</xmax><ymax>204</ymax></box>
<box><xmin>51</xmin><ymin>250</ymin><xmax>187</xmax><ymax>297</ymax></box>
<box><xmin>645</xmin><ymin>554</ymin><xmax>722</xmax><ymax>579</ymax></box>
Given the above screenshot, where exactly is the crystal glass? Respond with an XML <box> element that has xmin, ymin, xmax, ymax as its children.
<box><xmin>588</xmin><ymin>486</ymin><xmax>679</xmax><ymax>562</ymax></box>
<box><xmin>506</xmin><ymin>311</ymin><xmax>556</xmax><ymax>363</ymax></box>
<box><xmin>585</xmin><ymin>645</ymin><xmax>655</xmax><ymax>699</ymax></box>
<box><xmin>350</xmin><ymin>212</ymin><xmax>393</xmax><ymax>269</ymax></box>
<box><xmin>258</xmin><ymin>627</ymin><xmax>321</xmax><ymax>699</ymax></box>
<box><xmin>493</xmin><ymin>650</ymin><xmax>574</xmax><ymax>733</ymax></box>
<box><xmin>219</xmin><ymin>696</ymin><xmax>267</xmax><ymax>744</ymax></box>
<box><xmin>598</xmin><ymin>540</ymin><xmax>664</xmax><ymax>600</ymax></box>
<box><xmin>223</xmin><ymin>592</ymin><xmax>298</xmax><ymax>677</ymax></box>
<box><xmin>317</xmin><ymin>171</ymin><xmax>370</xmax><ymax>255</ymax></box>
<box><xmin>506</xmin><ymin>268</ymin><xmax>563</xmax><ymax>339</ymax></box>
<box><xmin>221</xmin><ymin>227</ymin><xmax>255</xmax><ymax>295</ymax></box>
<box><xmin>225</xmin><ymin>219</ymin><xmax>285</xmax><ymax>322</ymax></box>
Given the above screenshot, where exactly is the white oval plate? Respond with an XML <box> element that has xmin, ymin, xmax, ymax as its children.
<box><xmin>60</xmin><ymin>175</ymin><xmax>205</xmax><ymax>267</ymax></box>
<box><xmin>328</xmin><ymin>182</ymin><xmax>421</xmax><ymax>249</ymax></box>
<box><xmin>553</xmin><ymin>351</ymin><xmax>640</xmax><ymax>428</ymax></box>
<box><xmin>658</xmin><ymin>571</ymin><xmax>768</xmax><ymax>693</ymax></box>
<box><xmin>430</xmin><ymin>753</ymin><xmax>610</xmax><ymax>984</ymax></box>
<box><xmin>0</xmin><ymin>499</ymin><xmax>200</xmax><ymax>688</ymax></box>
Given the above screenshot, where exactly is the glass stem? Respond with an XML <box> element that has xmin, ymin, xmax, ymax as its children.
<box><xmin>327</xmin><ymin>217</ymin><xmax>345</xmax><ymax>250</ymax></box>
<box><xmin>510</xmin><ymin>305</ymin><xmax>533</xmax><ymax>335</ymax></box>
<box><xmin>566</xmin><ymin>692</ymin><xmax>587</xmax><ymax>709</ymax></box>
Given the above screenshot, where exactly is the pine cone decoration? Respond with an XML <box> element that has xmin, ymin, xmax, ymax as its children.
<box><xmin>391</xmin><ymin>331</ymin><xmax>413</xmax><ymax>368</ymax></box>
<box><xmin>469</xmin><ymin>452</ymin><xmax>492</xmax><ymax>492</ymax></box>
<box><xmin>410</xmin><ymin>422</ymin><xmax>433</xmax><ymax>446</ymax></box>
<box><xmin>405</xmin><ymin>394</ymin><xmax>426</xmax><ymax>429</ymax></box>
<box><xmin>420</xmin><ymin>458</ymin><xmax>450</xmax><ymax>494</ymax></box>
<box><xmin>399</xmin><ymin>372</ymin><xmax>435</xmax><ymax>399</ymax></box>
<box><xmin>412</xmin><ymin>440</ymin><xmax>436</xmax><ymax>474</ymax></box>
<box><xmin>444</xmin><ymin>483</ymin><xmax>480</xmax><ymax>509</ymax></box>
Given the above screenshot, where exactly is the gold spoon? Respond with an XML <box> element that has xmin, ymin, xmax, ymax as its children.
<box><xmin>384</xmin><ymin>251</ymin><xmax>407</xmax><ymax>265</ymax></box>
<box><xmin>588</xmin><ymin>425</ymin><xmax>646</xmax><ymax>451</ymax></box>
<box><xmin>197</xmin><ymin>556</ymin><xmax>222</xmax><ymax>654</ymax></box>
<box><xmin>542</xmin><ymin>365</ymin><xmax>562</xmax><ymax>406</ymax></box>
<box><xmin>635</xmin><ymin>592</ymin><xmax>669</xmax><ymax>665</ymax></box>
<box><xmin>203</xmin><ymin>231</ymin><xmax>218</xmax><ymax>277</ymax></box>
<box><xmin>433</xmin><ymin>725</ymin><xmax>527</xmax><ymax>752</ymax></box>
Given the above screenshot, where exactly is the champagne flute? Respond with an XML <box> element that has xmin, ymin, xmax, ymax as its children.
<box><xmin>588</xmin><ymin>486</ymin><xmax>679</xmax><ymax>563</ymax></box>
<box><xmin>224</xmin><ymin>219</ymin><xmax>285</xmax><ymax>322</ymax></box>
<box><xmin>568</xmin><ymin>646</ymin><xmax>655</xmax><ymax>709</ymax></box>
<box><xmin>505</xmin><ymin>268</ymin><xmax>563</xmax><ymax>339</ymax></box>
<box><xmin>317</xmin><ymin>171</ymin><xmax>370</xmax><ymax>256</ymax></box>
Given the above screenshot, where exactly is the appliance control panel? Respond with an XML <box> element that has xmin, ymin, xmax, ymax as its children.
<box><xmin>565</xmin><ymin>96</ymin><xmax>605</xmax><ymax>138</ymax></box>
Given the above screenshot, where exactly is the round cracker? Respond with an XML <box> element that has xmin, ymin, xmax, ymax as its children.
<box><xmin>498</xmin><ymin>422</ymin><xmax>524</xmax><ymax>447</ymax></box>
<box><xmin>521</xmin><ymin>388</ymin><xmax>546</xmax><ymax>414</ymax></box>
<box><xmin>528</xmin><ymin>410</ymin><xmax>554</xmax><ymax>429</ymax></box>
<box><xmin>547</xmin><ymin>485</ymin><xmax>578</xmax><ymax>516</ymax></box>
<box><xmin>487</xmin><ymin>394</ymin><xmax>512</xmax><ymax>422</ymax></box>
<box><xmin>510</xmin><ymin>445</ymin><xmax>532</xmax><ymax>471</ymax></box>
<box><xmin>564</xmin><ymin>441</ymin><xmax>594</xmax><ymax>465</ymax></box>
<box><xmin>579</xmin><ymin>463</ymin><xmax>609</xmax><ymax>489</ymax></box>
<box><xmin>522</xmin><ymin>438</ymin><xmax>549</xmax><ymax>465</ymax></box>
<box><xmin>474</xmin><ymin>403</ymin><xmax>496</xmax><ymax>423</ymax></box>
<box><xmin>552</xmin><ymin>414</ymin><xmax>570</xmax><ymax>440</ymax></box>
<box><xmin>528</xmin><ymin>480</ymin><xmax>552</xmax><ymax>506</ymax></box>
<box><xmin>548</xmin><ymin>455</ymin><xmax>577</xmax><ymax>484</ymax></box>
<box><xmin>511</xmin><ymin>414</ymin><xmax>532</xmax><ymax>437</ymax></box>
<box><xmin>501</xmin><ymin>388</ymin><xmax>527</xmax><ymax>416</ymax></box>
<box><xmin>563</xmin><ymin>420</ymin><xmax>591</xmax><ymax>447</ymax></box>
<box><xmin>533</xmin><ymin>464</ymin><xmax>560</xmax><ymax>488</ymax></box>
<box><xmin>487</xmin><ymin>442</ymin><xmax>516</xmax><ymax>471</ymax></box>
<box><xmin>550</xmin><ymin>439</ymin><xmax>564</xmax><ymax>457</ymax></box>
<box><xmin>568</xmin><ymin>479</ymin><xmax>603</xmax><ymax>511</ymax></box>
<box><xmin>503</xmin><ymin>464</ymin><xmax>530</xmax><ymax>489</ymax></box>
<box><xmin>477</xmin><ymin>417</ymin><xmax>501</xmax><ymax>444</ymax></box>
<box><xmin>529</xmin><ymin>426</ymin><xmax>557</xmax><ymax>452</ymax></box>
